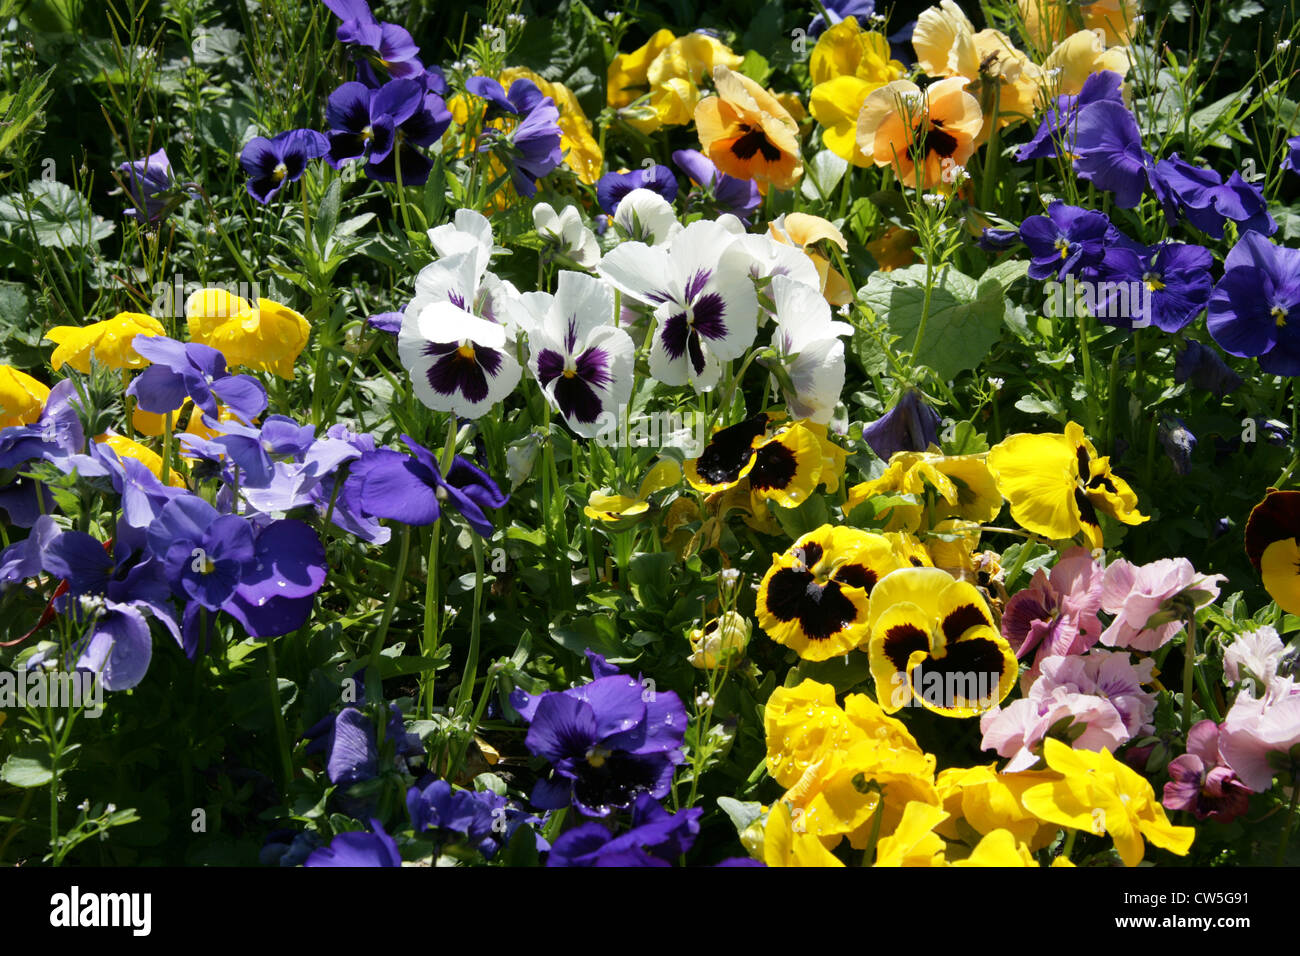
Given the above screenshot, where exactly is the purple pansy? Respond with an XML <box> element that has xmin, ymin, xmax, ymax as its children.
<box><xmin>1150</xmin><ymin>153</ymin><xmax>1277</xmax><ymax>239</ymax></box>
<box><xmin>862</xmin><ymin>389</ymin><xmax>942</xmax><ymax>461</ymax></box>
<box><xmin>322</xmin><ymin>0</ymin><xmax>423</xmax><ymax>79</ymax></box>
<box><xmin>1016</xmin><ymin>69</ymin><xmax>1125</xmax><ymax>162</ymax></box>
<box><xmin>509</xmin><ymin>654</ymin><xmax>688</xmax><ymax>817</ymax></box>
<box><xmin>546</xmin><ymin>793</ymin><xmax>702</xmax><ymax>867</ymax></box>
<box><xmin>1174</xmin><ymin>340</ymin><xmax>1242</xmax><ymax>397</ymax></box>
<box><xmin>303</xmin><ymin>819</ymin><xmax>401</xmax><ymax>867</ymax></box>
<box><xmin>673</xmin><ymin>148</ymin><xmax>762</xmax><ymax>223</ymax></box>
<box><xmin>1163</xmin><ymin>720</ymin><xmax>1252</xmax><ymax>822</ymax></box>
<box><xmin>1019</xmin><ymin>201</ymin><xmax>1111</xmax><ymax>281</ymax></box>
<box><xmin>343</xmin><ymin>434</ymin><xmax>508</xmax><ymax>537</ymax></box>
<box><xmin>809</xmin><ymin>0</ymin><xmax>875</xmax><ymax>38</ymax></box>
<box><xmin>239</xmin><ymin>129</ymin><xmax>329</xmax><ymax>204</ymax></box>
<box><xmin>595</xmin><ymin>165</ymin><xmax>678</xmax><ymax>215</ymax></box>
<box><xmin>117</xmin><ymin>148</ymin><xmax>180</xmax><ymax>223</ymax></box>
<box><xmin>128</xmin><ymin>336</ymin><xmax>267</xmax><ymax>423</ymax></box>
<box><xmin>1206</xmin><ymin>231</ymin><xmax>1300</xmax><ymax>375</ymax></box>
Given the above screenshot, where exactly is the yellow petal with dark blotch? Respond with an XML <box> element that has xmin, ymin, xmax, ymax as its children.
<box><xmin>749</xmin><ymin>422</ymin><xmax>823</xmax><ymax>508</ymax></box>
<box><xmin>866</xmin><ymin>566</ymin><xmax>954</xmax><ymax>633</ymax></box>
<box><xmin>1261</xmin><ymin>537</ymin><xmax>1300</xmax><ymax>616</ymax></box>
<box><xmin>867</xmin><ymin>602</ymin><xmax>933</xmax><ymax>712</ymax></box>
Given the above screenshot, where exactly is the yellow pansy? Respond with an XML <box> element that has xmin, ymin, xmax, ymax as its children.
<box><xmin>1040</xmin><ymin>30</ymin><xmax>1132</xmax><ymax>98</ymax></box>
<box><xmin>757</xmin><ymin>526</ymin><xmax>910</xmax><ymax>661</ymax></box>
<box><xmin>808</xmin><ymin>18</ymin><xmax>906</xmax><ymax>166</ymax></box>
<box><xmin>607</xmin><ymin>28</ymin><xmax>676</xmax><ymax>109</ymax></box>
<box><xmin>873</xmin><ymin>801</ymin><xmax>950</xmax><ymax>866</ymax></box>
<box><xmin>865</xmin><ymin>566</ymin><xmax>1018</xmax><ymax>717</ymax></box>
<box><xmin>133</xmin><ymin>399</ymin><xmax>234</xmax><ymax>440</ymax></box>
<box><xmin>950</xmin><ymin>828</ymin><xmax>1039</xmax><ymax>866</ymax></box>
<box><xmin>926</xmin><ymin>518</ymin><xmax>983</xmax><ymax>572</ymax></box>
<box><xmin>935</xmin><ymin>764</ymin><xmax>1061</xmax><ymax>851</ymax></box>
<box><xmin>501</xmin><ymin>68</ymin><xmax>602</xmax><ymax>185</ymax></box>
<box><xmin>1019</xmin><ymin>0</ymin><xmax>1139</xmax><ymax>52</ymax></box>
<box><xmin>865</xmin><ymin>225</ymin><xmax>919</xmax><ymax>271</ymax></box>
<box><xmin>0</xmin><ymin>365</ymin><xmax>49</xmax><ymax>428</ymax></box>
<box><xmin>1020</xmin><ymin>738</ymin><xmax>1195</xmax><ymax>867</ymax></box>
<box><xmin>768</xmin><ymin>213</ymin><xmax>853</xmax><ymax>306</ymax></box>
<box><xmin>95</xmin><ymin>433</ymin><xmax>186</xmax><ymax>487</ymax></box>
<box><xmin>45</xmin><ymin>312</ymin><xmax>165</xmax><ymax>373</ymax></box>
<box><xmin>1244</xmin><ymin>489</ymin><xmax>1300</xmax><ymax>615</ymax></box>
<box><xmin>186</xmin><ymin>289</ymin><xmax>310</xmax><ymax>379</ymax></box>
<box><xmin>814</xmin><ymin>741</ymin><xmax>941</xmax><ymax>847</ymax></box>
<box><xmin>583</xmin><ymin>459</ymin><xmax>681</xmax><ymax>524</ymax></box>
<box><xmin>986</xmin><ymin>420</ymin><xmax>1147</xmax><ymax>549</ymax></box>
<box><xmin>762</xmin><ymin>801</ymin><xmax>845</xmax><ymax>867</ymax></box>
<box><xmin>847</xmin><ymin>450</ymin><xmax>1002</xmax><ymax>533</ymax></box>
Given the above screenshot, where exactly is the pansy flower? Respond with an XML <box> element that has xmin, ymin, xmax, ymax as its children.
<box><xmin>1019</xmin><ymin>200</ymin><xmax>1110</xmax><ymax>281</ymax></box>
<box><xmin>672</xmin><ymin>148</ymin><xmax>762</xmax><ymax>222</ymax></box>
<box><xmin>866</xmin><ymin>566</ymin><xmax>1017</xmax><ymax>716</ymax></box>
<box><xmin>595</xmin><ymin>165</ymin><xmax>678</xmax><ymax>215</ymax></box>
<box><xmin>987</xmin><ymin>421</ymin><xmax>1146</xmax><ymax>549</ymax></box>
<box><xmin>45</xmin><ymin>312</ymin><xmax>164</xmax><ymax>373</ymax></box>
<box><xmin>117</xmin><ymin>148</ymin><xmax>181</xmax><ymax>223</ymax></box>
<box><xmin>808</xmin><ymin>18</ymin><xmax>906</xmax><ymax>165</ymax></box>
<box><xmin>546</xmin><ymin>794</ymin><xmax>701</xmax><ymax>867</ymax></box>
<box><xmin>1021</xmin><ymin>739</ymin><xmax>1195</xmax><ymax>868</ymax></box>
<box><xmin>0</xmin><ymin>364</ymin><xmax>50</xmax><ymax>428</ymax></box>
<box><xmin>767</xmin><ymin>213</ymin><xmax>853</xmax><ymax>306</ymax></box>
<box><xmin>1015</xmin><ymin>68</ymin><xmax>1125</xmax><ymax>162</ymax></box>
<box><xmin>513</xmin><ymin>273</ymin><xmax>634</xmax><ymax>438</ymax></box>
<box><xmin>344</xmin><ymin>434</ymin><xmax>508</xmax><ymax>537</ymax></box>
<box><xmin>855</xmin><ymin>77</ymin><xmax>983</xmax><ymax>189</ymax></box>
<box><xmin>686</xmin><ymin>413</ymin><xmax>832</xmax><ymax>508</ymax></box>
<box><xmin>1173</xmin><ymin>340</ymin><xmax>1242</xmax><ymax>397</ymax></box>
<box><xmin>1244</xmin><ymin>489</ymin><xmax>1300</xmax><ymax>616</ymax></box>
<box><xmin>500</xmin><ymin>67</ymin><xmax>603</xmax><ymax>187</ymax></box>
<box><xmin>304</xmin><ymin>820</ymin><xmax>401</xmax><ymax>867</ymax></box>
<box><xmin>1150</xmin><ymin>153</ymin><xmax>1276</xmax><ymax>239</ymax></box>
<box><xmin>597</xmin><ymin>218</ymin><xmax>757</xmax><ymax>392</ymax></box>
<box><xmin>584</xmin><ymin>460</ymin><xmax>681</xmax><ymax>526</ymax></box>
<box><xmin>846</xmin><ymin>450</ymin><xmax>1001</xmax><ymax>532</ymax></box>
<box><xmin>1206</xmin><ymin>232</ymin><xmax>1300</xmax><ymax>375</ymax></box>
<box><xmin>239</xmin><ymin>129</ymin><xmax>328</xmax><ymax>204</ymax></box>
<box><xmin>1094</xmin><ymin>240</ymin><xmax>1213</xmax><ymax>333</ymax></box>
<box><xmin>468</xmin><ymin>77</ymin><xmax>563</xmax><ymax>198</ymax></box>
<box><xmin>861</xmin><ymin>389</ymin><xmax>942</xmax><ymax>462</ymax></box>
<box><xmin>322</xmin><ymin>0</ymin><xmax>423</xmax><ymax>78</ymax></box>
<box><xmin>510</xmin><ymin>654</ymin><xmax>688</xmax><ymax>817</ymax></box>
<box><xmin>1070</xmin><ymin>99</ymin><xmax>1151</xmax><ymax>208</ymax></box>
<box><xmin>1019</xmin><ymin>0</ymin><xmax>1139</xmax><ymax>49</ymax></box>
<box><xmin>695</xmin><ymin>65</ymin><xmax>803</xmax><ymax>193</ymax></box>
<box><xmin>128</xmin><ymin>336</ymin><xmax>267</xmax><ymax>424</ymax></box>
<box><xmin>324</xmin><ymin>78</ymin><xmax>450</xmax><ymax>185</ymax></box>
<box><xmin>532</xmin><ymin>203</ymin><xmax>599</xmax><ymax>269</ymax></box>
<box><xmin>397</xmin><ymin>250</ymin><xmax>523</xmax><ymax>418</ymax></box>
<box><xmin>1284</xmin><ymin>134</ymin><xmax>1300</xmax><ymax>175</ymax></box>
<box><xmin>185</xmin><ymin>288</ymin><xmax>311</xmax><ymax>380</ymax></box>
<box><xmin>1163</xmin><ymin>720</ymin><xmax>1252</xmax><ymax>822</ymax></box>
<box><xmin>611</xmin><ymin>188</ymin><xmax>681</xmax><ymax>245</ymax></box>
<box><xmin>765</xmin><ymin>275</ymin><xmax>851</xmax><ymax>424</ymax></box>
<box><xmin>757</xmin><ymin>525</ymin><xmax>907</xmax><ymax>661</ymax></box>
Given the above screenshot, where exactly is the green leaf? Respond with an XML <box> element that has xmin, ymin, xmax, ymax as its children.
<box><xmin>0</xmin><ymin>180</ymin><xmax>115</xmax><ymax>250</ymax></box>
<box><xmin>857</xmin><ymin>264</ymin><xmax>1007</xmax><ymax>381</ymax></box>
<box><xmin>314</xmin><ymin>179</ymin><xmax>341</xmax><ymax>253</ymax></box>
<box><xmin>1</xmin><ymin>746</ymin><xmax>53</xmax><ymax>788</ymax></box>
<box><xmin>800</xmin><ymin>150</ymin><xmax>849</xmax><ymax>203</ymax></box>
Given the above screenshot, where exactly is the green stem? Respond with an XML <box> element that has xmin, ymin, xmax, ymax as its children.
<box><xmin>265</xmin><ymin>639</ymin><xmax>294</xmax><ymax>789</ymax></box>
<box><xmin>1277</xmin><ymin>781</ymin><xmax>1300</xmax><ymax>866</ymax></box>
<box><xmin>368</xmin><ymin>523</ymin><xmax>412</xmax><ymax>699</ymax></box>
<box><xmin>1182</xmin><ymin>616</ymin><xmax>1197</xmax><ymax>737</ymax></box>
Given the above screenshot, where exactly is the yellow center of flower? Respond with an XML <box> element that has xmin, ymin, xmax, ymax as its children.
<box><xmin>586</xmin><ymin>746</ymin><xmax>611</xmax><ymax>767</ymax></box>
<box><xmin>562</xmin><ymin>369</ymin><xmax>576</xmax><ymax>378</ymax></box>
<box><xmin>1143</xmin><ymin>272</ymin><xmax>1164</xmax><ymax>292</ymax></box>
<box><xmin>198</xmin><ymin>557</ymin><xmax>216</xmax><ymax>574</ymax></box>
<box><xmin>362</xmin><ymin>125</ymin><xmax>374</xmax><ymax>142</ymax></box>
<box><xmin>272</xmin><ymin>162</ymin><xmax>288</xmax><ymax>182</ymax></box>
<box><xmin>457</xmin><ymin>343</ymin><xmax>476</xmax><ymax>360</ymax></box>
<box><xmin>1055</xmin><ymin>238</ymin><xmax>1070</xmax><ymax>259</ymax></box>
<box><xmin>1274</xmin><ymin>306</ymin><xmax>1288</xmax><ymax>328</ymax></box>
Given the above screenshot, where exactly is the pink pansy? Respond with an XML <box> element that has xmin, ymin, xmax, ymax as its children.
<box><xmin>1223</xmin><ymin>625</ymin><xmax>1286</xmax><ymax>688</ymax></box>
<box><xmin>1099</xmin><ymin>557</ymin><xmax>1225</xmax><ymax>652</ymax></box>
<box><xmin>1218</xmin><ymin>681</ymin><xmax>1300</xmax><ymax>793</ymax></box>
<box><xmin>1163</xmin><ymin>719</ymin><xmax>1253</xmax><ymax>821</ymax></box>
<box><xmin>980</xmin><ymin>686</ymin><xmax>1130</xmax><ymax>772</ymax></box>
<box><xmin>1001</xmin><ymin>547</ymin><xmax>1105</xmax><ymax>676</ymax></box>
